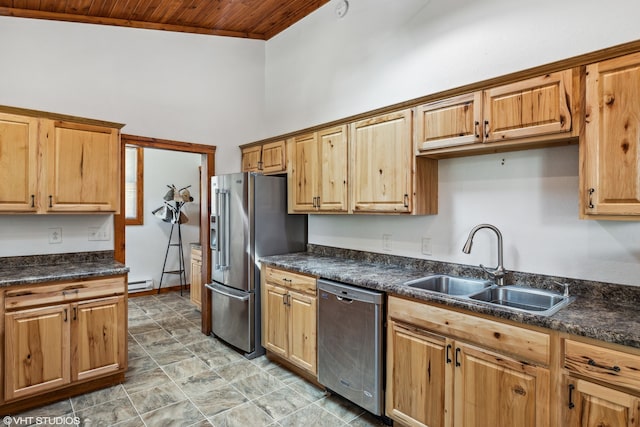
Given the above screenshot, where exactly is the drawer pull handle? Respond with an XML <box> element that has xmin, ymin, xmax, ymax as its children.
<box><xmin>568</xmin><ymin>384</ymin><xmax>575</xmax><ymax>409</ymax></box>
<box><xmin>588</xmin><ymin>358</ymin><xmax>620</xmax><ymax>372</ymax></box>
<box><xmin>446</xmin><ymin>344</ymin><xmax>452</xmax><ymax>364</ymax></box>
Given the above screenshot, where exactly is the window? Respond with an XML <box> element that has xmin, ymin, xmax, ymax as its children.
<box><xmin>125</xmin><ymin>145</ymin><xmax>144</xmax><ymax>225</ymax></box>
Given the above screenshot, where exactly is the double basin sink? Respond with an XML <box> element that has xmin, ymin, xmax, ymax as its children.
<box><xmin>403</xmin><ymin>274</ymin><xmax>572</xmax><ymax>316</ymax></box>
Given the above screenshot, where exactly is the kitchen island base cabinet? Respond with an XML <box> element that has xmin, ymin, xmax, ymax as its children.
<box><xmin>386</xmin><ymin>295</ymin><xmax>550</xmax><ymax>427</ymax></box>
<box><xmin>1</xmin><ymin>275</ymin><xmax>127</xmax><ymax>412</ymax></box>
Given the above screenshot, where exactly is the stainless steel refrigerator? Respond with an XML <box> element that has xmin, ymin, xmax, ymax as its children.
<box><xmin>205</xmin><ymin>172</ymin><xmax>307</xmax><ymax>358</ymax></box>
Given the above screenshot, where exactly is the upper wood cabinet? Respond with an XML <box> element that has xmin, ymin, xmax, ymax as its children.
<box><xmin>581</xmin><ymin>52</ymin><xmax>640</xmax><ymax>219</ymax></box>
<box><xmin>0</xmin><ymin>112</ymin><xmax>39</xmax><ymax>212</ymax></box>
<box><xmin>45</xmin><ymin>121</ymin><xmax>120</xmax><ymax>213</ymax></box>
<box><xmin>241</xmin><ymin>140</ymin><xmax>286</xmax><ymax>175</ymax></box>
<box><xmin>351</xmin><ymin>109</ymin><xmax>437</xmax><ymax>214</ymax></box>
<box><xmin>288</xmin><ymin>125</ymin><xmax>348</xmax><ymax>213</ymax></box>
<box><xmin>0</xmin><ymin>107</ymin><xmax>122</xmax><ymax>214</ymax></box>
<box><xmin>417</xmin><ymin>69</ymin><xmax>575</xmax><ymax>157</ymax></box>
<box><xmin>241</xmin><ymin>145</ymin><xmax>262</xmax><ymax>172</ymax></box>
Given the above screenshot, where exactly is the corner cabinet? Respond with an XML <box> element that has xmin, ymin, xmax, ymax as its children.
<box><xmin>351</xmin><ymin>109</ymin><xmax>438</xmax><ymax>214</ymax></box>
<box><xmin>386</xmin><ymin>296</ymin><xmax>550</xmax><ymax>427</ymax></box>
<box><xmin>581</xmin><ymin>52</ymin><xmax>640</xmax><ymax>219</ymax></box>
<box><xmin>288</xmin><ymin>125</ymin><xmax>349</xmax><ymax>213</ymax></box>
<box><xmin>416</xmin><ymin>69</ymin><xmax>576</xmax><ymax>157</ymax></box>
<box><xmin>2</xmin><ymin>276</ymin><xmax>127</xmax><ymax>405</ymax></box>
<box><xmin>241</xmin><ymin>140</ymin><xmax>286</xmax><ymax>175</ymax></box>
<box><xmin>0</xmin><ymin>107</ymin><xmax>123</xmax><ymax>214</ymax></box>
<box><xmin>261</xmin><ymin>265</ymin><xmax>317</xmax><ymax>376</ymax></box>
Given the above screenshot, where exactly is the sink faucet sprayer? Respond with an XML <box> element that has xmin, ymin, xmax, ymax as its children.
<box><xmin>462</xmin><ymin>224</ymin><xmax>506</xmax><ymax>286</ymax></box>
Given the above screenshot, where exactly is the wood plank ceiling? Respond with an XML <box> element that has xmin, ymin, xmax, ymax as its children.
<box><xmin>0</xmin><ymin>0</ymin><xmax>330</xmax><ymax>40</ymax></box>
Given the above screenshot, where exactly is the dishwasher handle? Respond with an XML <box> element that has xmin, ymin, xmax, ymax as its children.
<box><xmin>336</xmin><ymin>295</ymin><xmax>354</xmax><ymax>304</ymax></box>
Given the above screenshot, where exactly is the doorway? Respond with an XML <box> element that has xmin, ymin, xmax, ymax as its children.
<box><xmin>115</xmin><ymin>134</ymin><xmax>216</xmax><ymax>334</ymax></box>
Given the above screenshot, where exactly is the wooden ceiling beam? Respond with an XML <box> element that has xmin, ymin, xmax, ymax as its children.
<box><xmin>0</xmin><ymin>6</ymin><xmax>267</xmax><ymax>39</ymax></box>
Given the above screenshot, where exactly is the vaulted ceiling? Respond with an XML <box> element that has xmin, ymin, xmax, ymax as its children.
<box><xmin>0</xmin><ymin>0</ymin><xmax>330</xmax><ymax>40</ymax></box>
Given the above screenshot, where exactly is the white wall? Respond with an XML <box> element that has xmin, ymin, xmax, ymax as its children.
<box><xmin>0</xmin><ymin>16</ymin><xmax>265</xmax><ymax>256</ymax></box>
<box><xmin>266</xmin><ymin>0</ymin><xmax>640</xmax><ymax>286</ymax></box>
<box><xmin>126</xmin><ymin>149</ymin><xmax>201</xmax><ymax>288</ymax></box>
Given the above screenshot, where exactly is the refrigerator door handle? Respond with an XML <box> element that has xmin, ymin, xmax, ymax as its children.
<box><xmin>219</xmin><ymin>189</ymin><xmax>231</xmax><ymax>270</ymax></box>
<box><xmin>206</xmin><ymin>283</ymin><xmax>250</xmax><ymax>301</ymax></box>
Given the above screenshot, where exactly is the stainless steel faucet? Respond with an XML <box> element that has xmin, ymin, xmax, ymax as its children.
<box><xmin>462</xmin><ymin>224</ymin><xmax>506</xmax><ymax>286</ymax></box>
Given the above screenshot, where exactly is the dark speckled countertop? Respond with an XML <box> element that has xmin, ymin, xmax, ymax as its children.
<box><xmin>0</xmin><ymin>251</ymin><xmax>129</xmax><ymax>287</ymax></box>
<box><xmin>260</xmin><ymin>245</ymin><xmax>640</xmax><ymax>350</ymax></box>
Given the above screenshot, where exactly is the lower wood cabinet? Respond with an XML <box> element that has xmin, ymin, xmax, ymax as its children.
<box><xmin>261</xmin><ymin>265</ymin><xmax>317</xmax><ymax>376</ymax></box>
<box><xmin>562</xmin><ymin>338</ymin><xmax>640</xmax><ymax>426</ymax></box>
<box><xmin>190</xmin><ymin>245</ymin><xmax>202</xmax><ymax>310</ymax></box>
<box><xmin>2</xmin><ymin>275</ymin><xmax>127</xmax><ymax>406</ymax></box>
<box><xmin>386</xmin><ymin>295</ymin><xmax>550</xmax><ymax>427</ymax></box>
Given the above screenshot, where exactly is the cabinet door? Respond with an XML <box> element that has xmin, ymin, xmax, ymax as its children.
<box><xmin>241</xmin><ymin>146</ymin><xmax>262</xmax><ymax>172</ymax></box>
<box><xmin>565</xmin><ymin>377</ymin><xmax>640</xmax><ymax>427</ymax></box>
<box><xmin>263</xmin><ymin>283</ymin><xmax>289</xmax><ymax>358</ymax></box>
<box><xmin>583</xmin><ymin>52</ymin><xmax>640</xmax><ymax>216</ymax></box>
<box><xmin>289</xmin><ymin>133</ymin><xmax>319</xmax><ymax>212</ymax></box>
<box><xmin>484</xmin><ymin>70</ymin><xmax>572</xmax><ymax>143</ymax></box>
<box><xmin>45</xmin><ymin>121</ymin><xmax>120</xmax><ymax>212</ymax></box>
<box><xmin>190</xmin><ymin>258</ymin><xmax>202</xmax><ymax>311</ymax></box>
<box><xmin>351</xmin><ymin>110</ymin><xmax>413</xmax><ymax>213</ymax></box>
<box><xmin>453</xmin><ymin>343</ymin><xmax>547</xmax><ymax>427</ymax></box>
<box><xmin>0</xmin><ymin>112</ymin><xmax>39</xmax><ymax>212</ymax></box>
<box><xmin>386</xmin><ymin>320</ymin><xmax>451</xmax><ymax>427</ymax></box>
<box><xmin>261</xmin><ymin>140</ymin><xmax>286</xmax><ymax>174</ymax></box>
<box><xmin>288</xmin><ymin>290</ymin><xmax>317</xmax><ymax>375</ymax></box>
<box><xmin>318</xmin><ymin>125</ymin><xmax>348</xmax><ymax>212</ymax></box>
<box><xmin>416</xmin><ymin>92</ymin><xmax>483</xmax><ymax>151</ymax></box>
<box><xmin>73</xmin><ymin>296</ymin><xmax>126</xmax><ymax>381</ymax></box>
<box><xmin>5</xmin><ymin>305</ymin><xmax>71</xmax><ymax>400</ymax></box>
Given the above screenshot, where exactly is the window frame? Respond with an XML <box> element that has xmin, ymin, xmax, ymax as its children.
<box><xmin>124</xmin><ymin>145</ymin><xmax>144</xmax><ymax>226</ymax></box>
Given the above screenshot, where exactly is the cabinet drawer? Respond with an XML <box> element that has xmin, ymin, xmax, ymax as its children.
<box><xmin>5</xmin><ymin>276</ymin><xmax>126</xmax><ymax>310</ymax></box>
<box><xmin>264</xmin><ymin>266</ymin><xmax>316</xmax><ymax>295</ymax></box>
<box><xmin>565</xmin><ymin>339</ymin><xmax>640</xmax><ymax>392</ymax></box>
<box><xmin>388</xmin><ymin>296</ymin><xmax>550</xmax><ymax>365</ymax></box>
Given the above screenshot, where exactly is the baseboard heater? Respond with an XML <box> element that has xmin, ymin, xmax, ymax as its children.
<box><xmin>128</xmin><ymin>279</ymin><xmax>154</xmax><ymax>292</ymax></box>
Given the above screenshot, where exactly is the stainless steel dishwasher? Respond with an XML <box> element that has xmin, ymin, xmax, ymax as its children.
<box><xmin>317</xmin><ymin>279</ymin><xmax>385</xmax><ymax>416</ymax></box>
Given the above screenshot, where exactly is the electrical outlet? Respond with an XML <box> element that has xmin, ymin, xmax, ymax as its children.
<box><xmin>382</xmin><ymin>234</ymin><xmax>392</xmax><ymax>251</ymax></box>
<box><xmin>49</xmin><ymin>227</ymin><xmax>62</xmax><ymax>244</ymax></box>
<box><xmin>421</xmin><ymin>237</ymin><xmax>432</xmax><ymax>255</ymax></box>
<box><xmin>88</xmin><ymin>226</ymin><xmax>110</xmax><ymax>241</ymax></box>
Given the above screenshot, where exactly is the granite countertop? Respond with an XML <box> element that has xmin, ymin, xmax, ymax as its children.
<box><xmin>260</xmin><ymin>249</ymin><xmax>640</xmax><ymax>350</ymax></box>
<box><xmin>0</xmin><ymin>251</ymin><xmax>129</xmax><ymax>287</ymax></box>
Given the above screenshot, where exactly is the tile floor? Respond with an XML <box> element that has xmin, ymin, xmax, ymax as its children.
<box><xmin>13</xmin><ymin>291</ymin><xmax>388</xmax><ymax>427</ymax></box>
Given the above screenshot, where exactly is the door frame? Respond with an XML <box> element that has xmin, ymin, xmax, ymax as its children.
<box><xmin>115</xmin><ymin>134</ymin><xmax>216</xmax><ymax>334</ymax></box>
